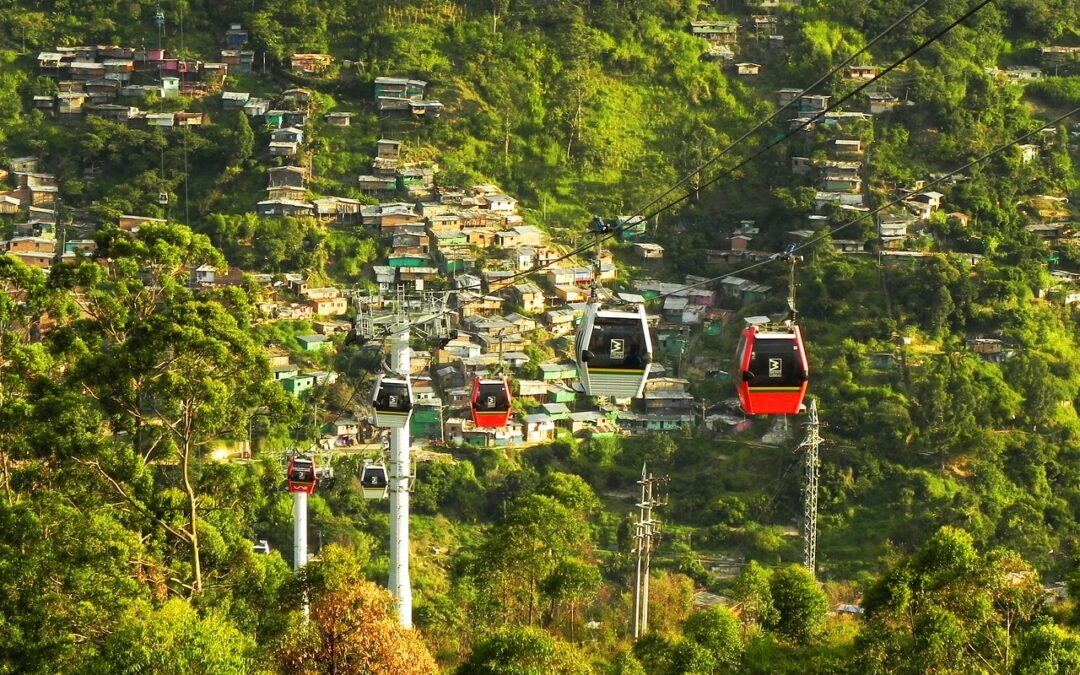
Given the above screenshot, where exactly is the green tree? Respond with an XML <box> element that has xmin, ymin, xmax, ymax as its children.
<box><xmin>457</xmin><ymin>626</ymin><xmax>592</xmax><ymax>675</ymax></box>
<box><xmin>277</xmin><ymin>546</ymin><xmax>437</xmax><ymax>674</ymax></box>
<box><xmin>85</xmin><ymin>599</ymin><xmax>255</xmax><ymax>675</ymax></box>
<box><xmin>232</xmin><ymin>110</ymin><xmax>254</xmax><ymax>167</ymax></box>
<box><xmin>767</xmin><ymin>565</ymin><xmax>827</xmax><ymax>645</ymax></box>
<box><xmin>732</xmin><ymin>561</ymin><xmax>779</xmax><ymax>635</ymax></box>
<box><xmin>682</xmin><ymin>606</ymin><xmax>744</xmax><ymax>671</ymax></box>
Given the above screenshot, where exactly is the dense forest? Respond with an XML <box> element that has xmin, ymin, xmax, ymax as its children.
<box><xmin>3</xmin><ymin>0</ymin><xmax>1080</xmax><ymax>672</ymax></box>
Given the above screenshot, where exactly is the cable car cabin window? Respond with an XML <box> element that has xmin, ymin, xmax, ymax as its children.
<box><xmin>475</xmin><ymin>382</ymin><xmax>509</xmax><ymax>411</ymax></box>
<box><xmin>289</xmin><ymin>463</ymin><xmax>314</xmax><ymax>483</ymax></box>
<box><xmin>746</xmin><ymin>338</ymin><xmax>805</xmax><ymax>389</ymax></box>
<box><xmin>375</xmin><ymin>384</ymin><xmax>411</xmax><ymax>412</ymax></box>
<box><xmin>585</xmin><ymin>317</ymin><xmax>648</xmax><ymax>370</ymax></box>
<box><xmin>735</xmin><ymin>332</ymin><xmax>749</xmax><ymax>369</ymax></box>
<box><xmin>361</xmin><ymin>467</ymin><xmax>388</xmax><ymax>489</ymax></box>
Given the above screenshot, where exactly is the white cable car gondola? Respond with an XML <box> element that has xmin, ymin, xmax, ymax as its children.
<box><xmin>360</xmin><ymin>461</ymin><xmax>389</xmax><ymax>500</ymax></box>
<box><xmin>575</xmin><ymin>302</ymin><xmax>653</xmax><ymax>399</ymax></box>
<box><xmin>371</xmin><ymin>374</ymin><xmax>413</xmax><ymax>428</ymax></box>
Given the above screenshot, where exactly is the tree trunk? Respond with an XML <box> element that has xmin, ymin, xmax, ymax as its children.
<box><xmin>181</xmin><ymin>412</ymin><xmax>202</xmax><ymax>594</ymax></box>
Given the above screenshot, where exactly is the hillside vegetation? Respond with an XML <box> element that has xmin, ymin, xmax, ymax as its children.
<box><xmin>3</xmin><ymin>0</ymin><xmax>1080</xmax><ymax>672</ymax></box>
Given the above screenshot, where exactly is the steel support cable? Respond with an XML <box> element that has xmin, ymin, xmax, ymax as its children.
<box><xmin>649</xmin><ymin>105</ymin><xmax>1080</xmax><ymax>301</ymax></box>
<box><xmin>392</xmin><ymin>0</ymin><xmax>988</xmax><ymax>332</ymax></box>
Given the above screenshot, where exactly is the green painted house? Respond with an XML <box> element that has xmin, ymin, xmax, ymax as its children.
<box><xmin>547</xmin><ymin>383</ymin><xmax>577</xmax><ymax>404</ymax></box>
<box><xmin>297</xmin><ymin>335</ymin><xmax>332</xmax><ymax>352</ymax></box>
<box><xmin>387</xmin><ymin>254</ymin><xmax>429</xmax><ymax>268</ymax></box>
<box><xmin>282</xmin><ymin>374</ymin><xmax>315</xmax><ymax>396</ymax></box>
<box><xmin>410</xmin><ymin>400</ymin><xmax>443</xmax><ymax>440</ymax></box>
<box><xmin>539</xmin><ymin>363</ymin><xmax>578</xmax><ymax>381</ymax></box>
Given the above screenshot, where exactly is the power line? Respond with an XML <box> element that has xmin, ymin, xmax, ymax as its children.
<box><xmin>390</xmin><ymin>0</ymin><xmax>989</xmax><ymax>333</ymax></box>
<box><xmin>634</xmin><ymin>0</ymin><xmax>996</xmax><ymax>227</ymax></box>
<box><xmin>614</xmin><ymin>0</ymin><xmax>934</xmax><ymax>229</ymax></box>
<box><xmin>650</xmin><ymin>105</ymin><xmax>1080</xmax><ymax>301</ymax></box>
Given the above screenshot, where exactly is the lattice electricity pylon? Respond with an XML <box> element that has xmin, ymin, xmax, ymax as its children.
<box><xmin>351</xmin><ymin>286</ymin><xmax>455</xmax><ymax>343</ymax></box>
<box><xmin>798</xmin><ymin>398</ymin><xmax>823</xmax><ymax>578</ymax></box>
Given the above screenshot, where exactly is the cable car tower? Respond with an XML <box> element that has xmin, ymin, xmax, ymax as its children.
<box><xmin>798</xmin><ymin>398</ymin><xmax>823</xmax><ymax>578</ymax></box>
<box><xmin>352</xmin><ymin>287</ymin><xmax>453</xmax><ymax>629</ymax></box>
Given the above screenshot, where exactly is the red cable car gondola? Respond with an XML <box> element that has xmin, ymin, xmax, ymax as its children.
<box><xmin>286</xmin><ymin>454</ymin><xmax>317</xmax><ymax>494</ymax></box>
<box><xmin>735</xmin><ymin>324</ymin><xmax>809</xmax><ymax>415</ymax></box>
<box><xmin>471</xmin><ymin>376</ymin><xmax>512</xmax><ymax>428</ymax></box>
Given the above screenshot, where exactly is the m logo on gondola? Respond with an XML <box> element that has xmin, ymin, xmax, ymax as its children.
<box><xmin>768</xmin><ymin>358</ymin><xmax>783</xmax><ymax>378</ymax></box>
<box><xmin>610</xmin><ymin>339</ymin><xmax>625</xmax><ymax>359</ymax></box>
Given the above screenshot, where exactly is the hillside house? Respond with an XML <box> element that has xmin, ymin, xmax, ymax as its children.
<box><xmin>523</xmin><ymin>414</ymin><xmax>556</xmax><ymax>443</ymax></box>
<box><xmin>833</xmin><ymin>138</ymin><xmax>863</xmax><ymax>155</ymax></box>
<box><xmin>640</xmin><ymin>378</ymin><xmax>694</xmax><ymax>416</ymax></box>
<box><xmin>281</xmin><ymin>374</ymin><xmax>316</xmax><ymax>396</ymax></box>
<box><xmin>271</xmin><ymin>127</ymin><xmax>304</xmax><ymax>144</ymax></box>
<box><xmin>374</xmin><ymin>77</ymin><xmax>427</xmax><ymax>100</ymax></box>
<box><xmin>445</xmin><ymin>417</ymin><xmax>524</xmax><ymax>447</ymax></box>
<box><xmin>539</xmin><ymin>363</ymin><xmax>578</xmax><ymax>381</ymax></box>
<box><xmin>290</xmin><ymin>53</ymin><xmax>334</xmax><ymax>74</ymax></box>
<box><xmin>190</xmin><ymin>264</ymin><xmax>216</xmax><ymax>285</ymax></box>
<box><xmin>847</xmin><ymin>65</ymin><xmax>877</xmax><ymax>80</ymax></box>
<box><xmin>690</xmin><ymin>20</ymin><xmax>738</xmax><ymax>45</ymax></box>
<box><xmin>1042</xmin><ymin>46</ymin><xmax>1080</xmax><ymax>65</ymax></box>
<box><xmin>879</xmin><ymin>214</ymin><xmax>912</xmax><ymax>249</ymax></box>
<box><xmin>224</xmin><ymin>23</ymin><xmax>248</xmax><ymax>48</ymax></box>
<box><xmin>377</xmin><ymin>139</ymin><xmax>402</xmax><ymax>159</ymax></box>
<box><xmin>269</xmin><ymin>141</ymin><xmax>298</xmax><ymax>157</ymax></box>
<box><xmin>485</xmin><ymin>194</ymin><xmax>517</xmax><ymax>212</ymax></box>
<box><xmin>324</xmin><ymin>112</ymin><xmax>353</xmax><ymax>126</ymax></box>
<box><xmin>905</xmin><ymin>191</ymin><xmax>944</xmax><ymax>220</ymax></box>
<box><xmin>431</xmin><ymin>229</ymin><xmax>468</xmax><ymax>252</ymax></box>
<box><xmin>310</xmin><ymin>297</ymin><xmax>348</xmax><ymax>316</ymax></box>
<box><xmin>313</xmin><ymin>197</ymin><xmax>363</xmax><ymax>223</ymax></box>
<box><xmin>821</xmin><ymin>170</ymin><xmax>862</xmax><ymax>193</ymax></box>
<box><xmin>267</xmin><ymin>185</ymin><xmax>307</xmax><ymax>202</ymax></box>
<box><xmin>268</xmin><ymin>165</ymin><xmax>306</xmax><ymax>188</ymax></box>
<box><xmin>554</xmin><ymin>285</ymin><xmax>589</xmax><ymax>304</ymax></box>
<box><xmin>373</xmin><ymin>266</ymin><xmax>396</xmax><ymax>291</ymax></box>
<box><xmin>297</xmin><ymin>335</ymin><xmax>332</xmax><ymax>352</ymax></box>
<box><xmin>735</xmin><ymin>62</ymin><xmax>761</xmax><ymax>76</ymax></box>
<box><xmin>617</xmin><ymin>411</ymin><xmax>691</xmax><ymax>434</ymax></box>
<box><xmin>302</xmin><ymin>287</ymin><xmax>341</xmax><ymax>301</ymax></box>
<box><xmin>256</xmin><ymin>199</ymin><xmax>314</xmax><ymax>217</ymax></box>
<box><xmin>222</xmin><ymin>91</ymin><xmax>249</xmax><ymax>109</ymax></box>
<box><xmin>220</xmin><ymin>50</ymin><xmax>255</xmax><ymax>73</ymax></box>
<box><xmin>358</xmin><ymin>175</ymin><xmax>397</xmax><ymax>192</ymax></box>
<box><xmin>511</xmin><ymin>283</ymin><xmax>545</xmax><ymax>313</ymax></box>
<box><xmin>868</xmin><ymin>91</ymin><xmax>899</xmax><ymax>114</ymax></box>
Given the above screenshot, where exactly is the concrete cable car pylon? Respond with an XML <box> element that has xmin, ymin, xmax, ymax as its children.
<box><xmin>351</xmin><ymin>287</ymin><xmax>453</xmax><ymax>628</ymax></box>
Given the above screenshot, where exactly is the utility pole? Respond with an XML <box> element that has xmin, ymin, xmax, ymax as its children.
<box><xmin>632</xmin><ymin>464</ymin><xmax>663</xmax><ymax>638</ymax></box>
<box><xmin>351</xmin><ymin>287</ymin><xmax>453</xmax><ymax>628</ymax></box>
<box><xmin>799</xmin><ymin>398</ymin><xmax>822</xmax><ymax>578</ymax></box>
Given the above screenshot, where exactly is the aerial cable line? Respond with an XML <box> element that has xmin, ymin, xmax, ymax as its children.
<box><xmin>648</xmin><ymin>105</ymin><xmax>1080</xmax><ymax>302</ymax></box>
<box><xmin>614</xmin><ymin>0</ymin><xmax>934</xmax><ymax>229</ymax></box>
<box><xmin>390</xmin><ymin>0</ymin><xmax>987</xmax><ymax>333</ymax></box>
<box><xmin>634</xmin><ymin>0</ymin><xmax>997</xmax><ymax>228</ymax></box>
